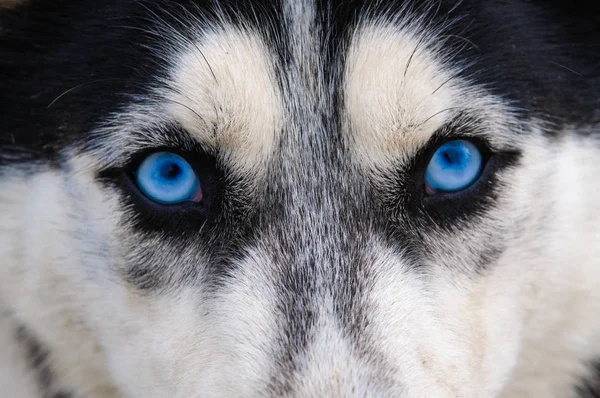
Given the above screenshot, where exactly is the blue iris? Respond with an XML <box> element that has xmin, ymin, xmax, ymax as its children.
<box><xmin>135</xmin><ymin>152</ymin><xmax>201</xmax><ymax>204</ymax></box>
<box><xmin>425</xmin><ymin>140</ymin><xmax>483</xmax><ymax>192</ymax></box>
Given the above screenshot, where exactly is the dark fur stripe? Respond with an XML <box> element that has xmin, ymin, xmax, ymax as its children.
<box><xmin>15</xmin><ymin>327</ymin><xmax>73</xmax><ymax>398</ymax></box>
<box><xmin>577</xmin><ymin>361</ymin><xmax>600</xmax><ymax>398</ymax></box>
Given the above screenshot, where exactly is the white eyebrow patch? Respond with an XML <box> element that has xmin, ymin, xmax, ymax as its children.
<box><xmin>165</xmin><ymin>27</ymin><xmax>282</xmax><ymax>173</ymax></box>
<box><xmin>344</xmin><ymin>22</ymin><xmax>468</xmax><ymax>169</ymax></box>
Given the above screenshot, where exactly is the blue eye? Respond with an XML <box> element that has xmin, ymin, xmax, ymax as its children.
<box><xmin>135</xmin><ymin>152</ymin><xmax>202</xmax><ymax>204</ymax></box>
<box><xmin>425</xmin><ymin>140</ymin><xmax>483</xmax><ymax>193</ymax></box>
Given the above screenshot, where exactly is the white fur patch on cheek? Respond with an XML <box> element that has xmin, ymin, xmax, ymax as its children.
<box><xmin>0</xmin><ymin>168</ymin><xmax>122</xmax><ymax>397</ymax></box>
<box><xmin>98</xmin><ymin>248</ymin><xmax>281</xmax><ymax>398</ymax></box>
<box><xmin>166</xmin><ymin>28</ymin><xmax>282</xmax><ymax>173</ymax></box>
<box><xmin>344</xmin><ymin>23</ymin><xmax>462</xmax><ymax>168</ymax></box>
<box><xmin>494</xmin><ymin>133</ymin><xmax>600</xmax><ymax>397</ymax></box>
<box><xmin>364</xmin><ymin>243</ymin><xmax>524</xmax><ymax>398</ymax></box>
<box><xmin>366</xmin><ymin>248</ymin><xmax>462</xmax><ymax>397</ymax></box>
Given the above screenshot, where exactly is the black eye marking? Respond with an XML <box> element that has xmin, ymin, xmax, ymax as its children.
<box><xmin>376</xmin><ymin>117</ymin><xmax>521</xmax><ymax>232</ymax></box>
<box><xmin>96</xmin><ymin>126</ymin><xmax>226</xmax><ymax>234</ymax></box>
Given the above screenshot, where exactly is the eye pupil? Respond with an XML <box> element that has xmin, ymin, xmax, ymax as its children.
<box><xmin>442</xmin><ymin>148</ymin><xmax>461</xmax><ymax>165</ymax></box>
<box><xmin>161</xmin><ymin>162</ymin><xmax>181</xmax><ymax>180</ymax></box>
<box><xmin>425</xmin><ymin>140</ymin><xmax>483</xmax><ymax>193</ymax></box>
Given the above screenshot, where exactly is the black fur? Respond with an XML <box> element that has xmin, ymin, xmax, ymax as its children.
<box><xmin>578</xmin><ymin>361</ymin><xmax>600</xmax><ymax>398</ymax></box>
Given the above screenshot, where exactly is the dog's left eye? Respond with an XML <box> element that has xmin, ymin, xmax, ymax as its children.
<box><xmin>135</xmin><ymin>152</ymin><xmax>203</xmax><ymax>204</ymax></box>
<box><xmin>425</xmin><ymin>140</ymin><xmax>483</xmax><ymax>193</ymax></box>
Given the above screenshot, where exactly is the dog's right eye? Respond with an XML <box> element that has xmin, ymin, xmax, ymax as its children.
<box><xmin>135</xmin><ymin>152</ymin><xmax>203</xmax><ymax>205</ymax></box>
<box><xmin>424</xmin><ymin>140</ymin><xmax>483</xmax><ymax>194</ymax></box>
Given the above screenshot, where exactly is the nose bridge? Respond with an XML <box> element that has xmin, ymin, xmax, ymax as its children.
<box><xmin>256</xmin><ymin>14</ymin><xmax>385</xmax><ymax>385</ymax></box>
<box><xmin>266</xmin><ymin>31</ymin><xmax>371</xmax><ymax>318</ymax></box>
<box><xmin>273</xmin><ymin>84</ymin><xmax>347</xmax><ymax>255</ymax></box>
<box><xmin>262</xmin><ymin>131</ymin><xmax>379</xmax><ymax>395</ymax></box>
<box><xmin>273</xmin><ymin>121</ymin><xmax>351</xmax><ymax>273</ymax></box>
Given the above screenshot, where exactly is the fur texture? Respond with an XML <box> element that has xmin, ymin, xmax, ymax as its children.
<box><xmin>1</xmin><ymin>1</ymin><xmax>599</xmax><ymax>397</ymax></box>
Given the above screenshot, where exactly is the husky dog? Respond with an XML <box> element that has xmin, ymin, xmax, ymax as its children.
<box><xmin>1</xmin><ymin>0</ymin><xmax>599</xmax><ymax>397</ymax></box>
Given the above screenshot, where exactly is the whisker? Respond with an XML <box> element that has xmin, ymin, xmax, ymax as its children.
<box><xmin>431</xmin><ymin>75</ymin><xmax>457</xmax><ymax>95</ymax></box>
<box><xmin>439</xmin><ymin>34</ymin><xmax>480</xmax><ymax>51</ymax></box>
<box><xmin>47</xmin><ymin>78</ymin><xmax>125</xmax><ymax>108</ymax></box>
<box><xmin>192</xmin><ymin>41</ymin><xmax>218</xmax><ymax>85</ymax></box>
<box><xmin>420</xmin><ymin>107</ymin><xmax>461</xmax><ymax>126</ymax></box>
<box><xmin>550</xmin><ymin>61</ymin><xmax>583</xmax><ymax>77</ymax></box>
<box><xmin>403</xmin><ymin>33</ymin><xmax>429</xmax><ymax>80</ymax></box>
<box><xmin>168</xmin><ymin>99</ymin><xmax>205</xmax><ymax>124</ymax></box>
<box><xmin>447</xmin><ymin>0</ymin><xmax>466</xmax><ymax>15</ymax></box>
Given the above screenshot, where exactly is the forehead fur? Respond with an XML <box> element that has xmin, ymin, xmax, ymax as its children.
<box><xmin>344</xmin><ymin>21</ymin><xmax>459</xmax><ymax>166</ymax></box>
<box><xmin>344</xmin><ymin>20</ymin><xmax>517</xmax><ymax>170</ymax></box>
<box><xmin>165</xmin><ymin>26</ymin><xmax>282</xmax><ymax>172</ymax></box>
<box><xmin>344</xmin><ymin>22</ymin><xmax>500</xmax><ymax>167</ymax></box>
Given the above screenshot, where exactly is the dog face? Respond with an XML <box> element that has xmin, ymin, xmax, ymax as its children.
<box><xmin>1</xmin><ymin>1</ymin><xmax>599</xmax><ymax>397</ymax></box>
